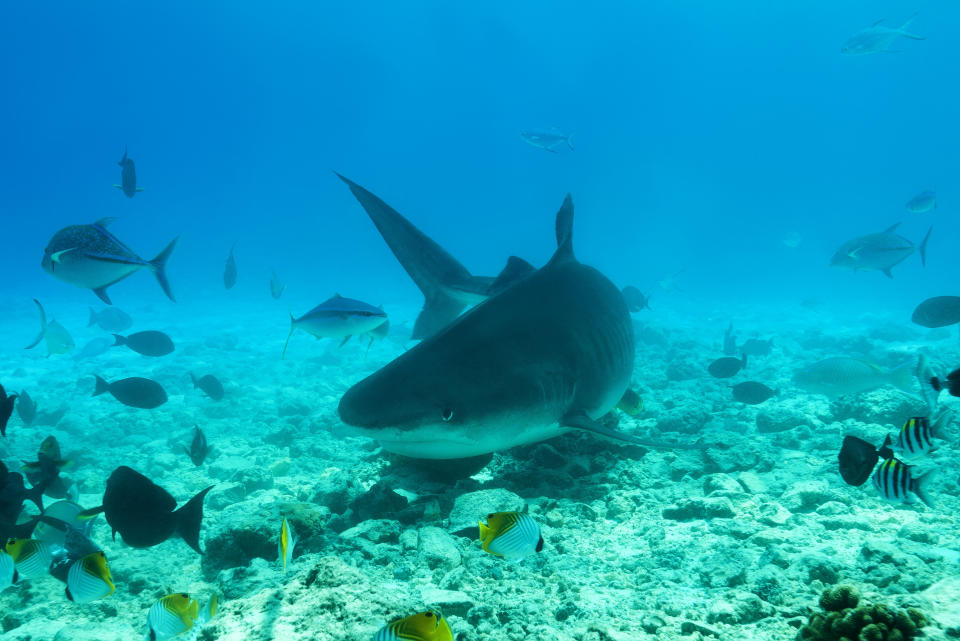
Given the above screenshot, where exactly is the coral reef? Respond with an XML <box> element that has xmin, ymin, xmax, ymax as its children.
<box><xmin>798</xmin><ymin>586</ymin><xmax>926</xmax><ymax>641</ymax></box>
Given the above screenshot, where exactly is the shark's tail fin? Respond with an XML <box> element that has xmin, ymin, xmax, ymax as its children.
<box><xmin>25</xmin><ymin>299</ymin><xmax>47</xmax><ymax>350</ymax></box>
<box><xmin>336</xmin><ymin>173</ymin><xmax>479</xmax><ymax>340</ymax></box>
<box><xmin>149</xmin><ymin>237</ymin><xmax>179</xmax><ymax>302</ymax></box>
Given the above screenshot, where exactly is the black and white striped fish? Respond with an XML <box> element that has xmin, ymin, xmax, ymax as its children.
<box><xmin>871</xmin><ymin>458</ymin><xmax>934</xmax><ymax>507</ymax></box>
<box><xmin>895</xmin><ymin>416</ymin><xmax>936</xmax><ymax>459</ymax></box>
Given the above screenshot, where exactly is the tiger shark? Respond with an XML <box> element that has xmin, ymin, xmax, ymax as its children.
<box><xmin>338</xmin><ymin>179</ymin><xmax>683</xmax><ymax>459</ymax></box>
<box><xmin>338</xmin><ymin>174</ymin><xmax>495</xmax><ymax>339</ymax></box>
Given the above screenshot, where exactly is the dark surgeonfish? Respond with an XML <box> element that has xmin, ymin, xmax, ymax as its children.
<box><xmin>830</xmin><ymin>223</ymin><xmax>932</xmax><ymax>278</ymax></box>
<box><xmin>24</xmin><ymin>299</ymin><xmax>75</xmax><ymax>356</ymax></box>
<box><xmin>184</xmin><ymin>426</ymin><xmax>209</xmax><ymax>466</ymax></box>
<box><xmin>22</xmin><ymin>436</ymin><xmax>75</xmax><ymax>500</ymax></box>
<box><xmin>113</xmin><ymin>330</ymin><xmax>174</xmax><ymax>357</ymax></box>
<box><xmin>190</xmin><ymin>373</ymin><xmax>224</xmax><ymax>401</ymax></box>
<box><xmin>838</xmin><ymin>434</ymin><xmax>893</xmax><ymax>486</ymax></box>
<box><xmin>708</xmin><ymin>355</ymin><xmax>746</xmax><ymax>379</ymax></box>
<box><xmin>0</xmin><ymin>460</ymin><xmax>46</xmax><ymax>541</ymax></box>
<box><xmin>113</xmin><ymin>148</ymin><xmax>144</xmax><ymax>198</ymax></box>
<box><xmin>337</xmin><ymin>174</ymin><xmax>497</xmax><ymax>340</ymax></box>
<box><xmin>338</xmin><ymin>182</ymin><xmax>697</xmax><ymax>459</ymax></box>
<box><xmin>92</xmin><ymin>375</ymin><xmax>167</xmax><ymax>410</ymax></box>
<box><xmin>16</xmin><ymin>390</ymin><xmax>36</xmax><ymax>426</ymax></box>
<box><xmin>912</xmin><ymin>296</ymin><xmax>960</xmax><ymax>328</ymax></box>
<box><xmin>740</xmin><ymin>338</ymin><xmax>774</xmax><ymax>357</ymax></box>
<box><xmin>41</xmin><ymin>218</ymin><xmax>178</xmax><ymax>304</ymax></box>
<box><xmin>270</xmin><ymin>269</ymin><xmax>285</xmax><ymax>299</ymax></box>
<box><xmin>283</xmin><ymin>295</ymin><xmax>388</xmax><ymax>358</ymax></box>
<box><xmin>80</xmin><ymin>466</ymin><xmax>213</xmax><ymax>553</ymax></box>
<box><xmin>621</xmin><ymin>286</ymin><xmax>650</xmax><ymax>312</ymax></box>
<box><xmin>223</xmin><ymin>243</ymin><xmax>237</xmax><ymax>290</ymax></box>
<box><xmin>732</xmin><ymin>381</ymin><xmax>776</xmax><ymax>405</ymax></box>
<box><xmin>930</xmin><ymin>368</ymin><xmax>960</xmax><ymax>398</ymax></box>
<box><xmin>88</xmin><ymin>307</ymin><xmax>133</xmax><ymax>332</ymax></box>
<box><xmin>1</xmin><ymin>384</ymin><xmax>18</xmax><ymax>437</ymax></box>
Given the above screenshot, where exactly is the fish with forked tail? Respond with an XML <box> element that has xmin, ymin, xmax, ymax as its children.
<box><xmin>113</xmin><ymin>148</ymin><xmax>144</xmax><ymax>197</ymax></box>
<box><xmin>25</xmin><ymin>299</ymin><xmax>74</xmax><ymax>356</ymax></box>
<box><xmin>41</xmin><ymin>218</ymin><xmax>178</xmax><ymax>304</ymax></box>
<box><xmin>830</xmin><ymin>223</ymin><xmax>931</xmax><ymax>278</ymax></box>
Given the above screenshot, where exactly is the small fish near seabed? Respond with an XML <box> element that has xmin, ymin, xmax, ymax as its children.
<box><xmin>732</xmin><ymin>381</ymin><xmax>777</xmax><ymax>405</ymax></box>
<box><xmin>42</xmin><ymin>218</ymin><xmax>178</xmax><ymax>304</ymax></box>
<box><xmin>708</xmin><ymin>355</ymin><xmax>746</xmax><ymax>379</ymax></box>
<box><xmin>841</xmin><ymin>14</ymin><xmax>925</xmax><ymax>55</ymax></box>
<box><xmin>912</xmin><ymin>296</ymin><xmax>960</xmax><ymax>329</ymax></box>
<box><xmin>373</xmin><ymin>610</ymin><xmax>452</xmax><ymax>641</ymax></box>
<box><xmin>278</xmin><ymin>516</ymin><xmax>296</xmax><ymax>575</ymax></box>
<box><xmin>930</xmin><ymin>368</ymin><xmax>960</xmax><ymax>398</ymax></box>
<box><xmin>520</xmin><ymin>128</ymin><xmax>574</xmax><ymax>153</ymax></box>
<box><xmin>794</xmin><ymin>357</ymin><xmax>915</xmax><ymax>398</ymax></box>
<box><xmin>838</xmin><ymin>434</ymin><xmax>893</xmax><ymax>486</ymax></box>
<box><xmin>616</xmin><ymin>387</ymin><xmax>644</xmax><ymax>416</ymax></box>
<box><xmin>621</xmin><ymin>286</ymin><xmax>650</xmax><ymax>312</ymax></box>
<box><xmin>190</xmin><ymin>373</ymin><xmax>224</xmax><ymax>401</ymax></box>
<box><xmin>479</xmin><ymin>511</ymin><xmax>543</xmax><ymax>562</ymax></box>
<box><xmin>906</xmin><ymin>190</ymin><xmax>937</xmax><ymax>214</ymax></box>
<box><xmin>223</xmin><ymin>243</ymin><xmax>238</xmax><ymax>290</ymax></box>
<box><xmin>282</xmin><ymin>295</ymin><xmax>388</xmax><ymax>358</ymax></box>
<box><xmin>184</xmin><ymin>426</ymin><xmax>209</xmax><ymax>466</ymax></box>
<box><xmin>113</xmin><ymin>148</ymin><xmax>144</xmax><ymax>198</ymax></box>
<box><xmin>5</xmin><ymin>538</ymin><xmax>53</xmax><ymax>579</ymax></box>
<box><xmin>113</xmin><ymin>330</ymin><xmax>175</xmax><ymax>357</ymax></box>
<box><xmin>22</xmin><ymin>435</ymin><xmax>76</xmax><ymax>500</ymax></box>
<box><xmin>894</xmin><ymin>415</ymin><xmax>941</xmax><ymax>461</ymax></box>
<box><xmin>66</xmin><ymin>550</ymin><xmax>115</xmax><ymax>603</ymax></box>
<box><xmin>740</xmin><ymin>338</ymin><xmax>774</xmax><ymax>357</ymax></box>
<box><xmin>74</xmin><ymin>336</ymin><xmax>114</xmax><ymax>361</ymax></box>
<box><xmin>830</xmin><ymin>223</ymin><xmax>931</xmax><ymax>278</ymax></box>
<box><xmin>270</xmin><ymin>269</ymin><xmax>285</xmax><ymax>299</ymax></box>
<box><xmin>80</xmin><ymin>466</ymin><xmax>214</xmax><ymax>553</ymax></box>
<box><xmin>872</xmin><ymin>457</ymin><xmax>935</xmax><ymax>508</ymax></box>
<box><xmin>88</xmin><ymin>306</ymin><xmax>133</xmax><ymax>332</ymax></box>
<box><xmin>25</xmin><ymin>299</ymin><xmax>75</xmax><ymax>356</ymax></box>
<box><xmin>0</xmin><ymin>385</ymin><xmax>18</xmax><ymax>437</ymax></box>
<box><xmin>15</xmin><ymin>389</ymin><xmax>36</xmax><ymax>427</ymax></box>
<box><xmin>93</xmin><ymin>375</ymin><xmax>168</xmax><ymax>410</ymax></box>
<box><xmin>145</xmin><ymin>592</ymin><xmax>218</xmax><ymax>641</ymax></box>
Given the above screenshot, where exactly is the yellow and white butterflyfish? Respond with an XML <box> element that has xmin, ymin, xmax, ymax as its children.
<box><xmin>198</xmin><ymin>592</ymin><xmax>219</xmax><ymax>624</ymax></box>
<box><xmin>1</xmin><ymin>549</ymin><xmax>16</xmax><ymax>590</ymax></box>
<box><xmin>478</xmin><ymin>511</ymin><xmax>543</xmax><ymax>562</ymax></box>
<box><xmin>372</xmin><ymin>610</ymin><xmax>452</xmax><ymax>641</ymax></box>
<box><xmin>65</xmin><ymin>551</ymin><xmax>114</xmax><ymax>603</ymax></box>
<box><xmin>4</xmin><ymin>538</ymin><xmax>53</xmax><ymax>579</ymax></box>
<box><xmin>278</xmin><ymin>516</ymin><xmax>297</xmax><ymax>575</ymax></box>
<box><xmin>145</xmin><ymin>592</ymin><xmax>200</xmax><ymax>640</ymax></box>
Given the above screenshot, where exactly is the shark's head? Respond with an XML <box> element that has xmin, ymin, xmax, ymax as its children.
<box><xmin>337</xmin><ymin>320</ymin><xmax>567</xmax><ymax>460</ymax></box>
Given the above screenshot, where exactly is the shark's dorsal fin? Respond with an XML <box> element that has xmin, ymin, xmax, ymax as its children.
<box><xmin>489</xmin><ymin>256</ymin><xmax>536</xmax><ymax>295</ymax></box>
<box><xmin>550</xmin><ymin>194</ymin><xmax>576</xmax><ymax>265</ymax></box>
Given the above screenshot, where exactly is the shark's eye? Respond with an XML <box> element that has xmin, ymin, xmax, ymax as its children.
<box><xmin>441</xmin><ymin>407</ymin><xmax>454</xmax><ymax>422</ymax></box>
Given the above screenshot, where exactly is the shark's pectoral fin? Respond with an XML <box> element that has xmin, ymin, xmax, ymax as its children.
<box><xmin>489</xmin><ymin>256</ymin><xmax>536</xmax><ymax>295</ymax></box>
<box><xmin>562</xmin><ymin>410</ymin><xmax>703</xmax><ymax>450</ymax></box>
<box><xmin>412</xmin><ymin>295</ymin><xmax>467</xmax><ymax>341</ymax></box>
<box><xmin>92</xmin><ymin>287</ymin><xmax>112</xmax><ymax>305</ymax></box>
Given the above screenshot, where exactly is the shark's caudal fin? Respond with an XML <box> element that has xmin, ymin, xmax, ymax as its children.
<box><xmin>548</xmin><ymin>195</ymin><xmax>576</xmax><ymax>267</ymax></box>
<box><xmin>24</xmin><ymin>299</ymin><xmax>47</xmax><ymax>350</ymax></box>
<box><xmin>149</xmin><ymin>237</ymin><xmax>179</xmax><ymax>302</ymax></box>
<box><xmin>336</xmin><ymin>174</ymin><xmax>485</xmax><ymax>340</ymax></box>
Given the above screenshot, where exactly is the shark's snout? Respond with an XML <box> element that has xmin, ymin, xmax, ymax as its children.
<box><xmin>337</xmin><ymin>384</ymin><xmax>376</xmax><ymax>429</ymax></box>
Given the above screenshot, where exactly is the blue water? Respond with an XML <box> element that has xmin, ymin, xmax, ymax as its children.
<box><xmin>2</xmin><ymin>1</ymin><xmax>956</xmax><ymax>315</ymax></box>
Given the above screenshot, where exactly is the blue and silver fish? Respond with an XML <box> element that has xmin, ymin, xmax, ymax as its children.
<box><xmin>282</xmin><ymin>295</ymin><xmax>388</xmax><ymax>358</ymax></box>
<box><xmin>830</xmin><ymin>223</ymin><xmax>931</xmax><ymax>278</ymax></box>
<box><xmin>905</xmin><ymin>190</ymin><xmax>937</xmax><ymax>214</ymax></box>
<box><xmin>41</xmin><ymin>218</ymin><xmax>178</xmax><ymax>304</ymax></box>
<box><xmin>841</xmin><ymin>15</ymin><xmax>924</xmax><ymax>55</ymax></box>
<box><xmin>520</xmin><ymin>128</ymin><xmax>574</xmax><ymax>153</ymax></box>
